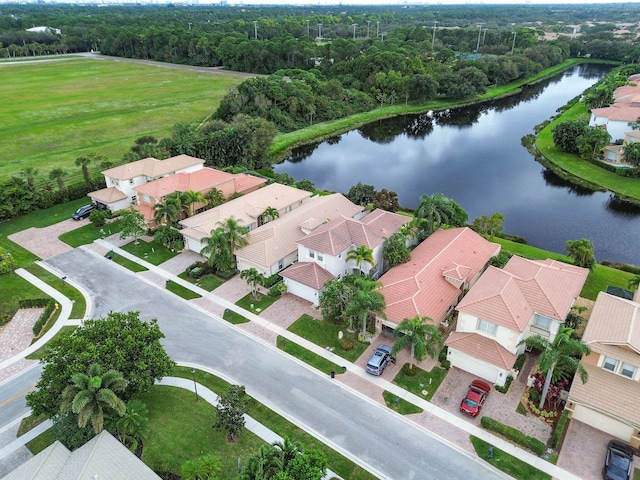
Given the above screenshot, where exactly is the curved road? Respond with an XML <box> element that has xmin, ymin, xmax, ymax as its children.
<box><xmin>32</xmin><ymin>248</ymin><xmax>505</xmax><ymax>480</ymax></box>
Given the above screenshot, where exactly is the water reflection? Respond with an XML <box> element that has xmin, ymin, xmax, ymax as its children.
<box><xmin>275</xmin><ymin>64</ymin><xmax>640</xmax><ymax>265</ymax></box>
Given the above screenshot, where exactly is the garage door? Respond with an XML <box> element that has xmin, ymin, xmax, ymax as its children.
<box><xmin>572</xmin><ymin>404</ymin><xmax>634</xmax><ymax>441</ymax></box>
<box><xmin>449</xmin><ymin>349</ymin><xmax>501</xmax><ymax>385</ymax></box>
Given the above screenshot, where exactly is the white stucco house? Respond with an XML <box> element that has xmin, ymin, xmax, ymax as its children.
<box><xmin>281</xmin><ymin>209</ymin><xmax>410</xmax><ymax>305</ymax></box>
<box><xmin>566</xmin><ymin>290</ymin><xmax>640</xmax><ymax>448</ymax></box>
<box><xmin>446</xmin><ymin>256</ymin><xmax>589</xmax><ymax>387</ymax></box>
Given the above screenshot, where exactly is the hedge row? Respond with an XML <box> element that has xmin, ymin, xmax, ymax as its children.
<box><xmin>19</xmin><ymin>298</ymin><xmax>51</xmax><ymax>309</ymax></box>
<box><xmin>551</xmin><ymin>410</ymin><xmax>570</xmax><ymax>449</ymax></box>
<box><xmin>31</xmin><ymin>299</ymin><xmax>57</xmax><ymax>337</ymax></box>
<box><xmin>480</xmin><ymin>416</ymin><xmax>546</xmax><ymax>456</ymax></box>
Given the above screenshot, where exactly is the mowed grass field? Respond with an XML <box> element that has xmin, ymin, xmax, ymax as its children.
<box><xmin>0</xmin><ymin>58</ymin><xmax>246</xmax><ymax>181</ymax></box>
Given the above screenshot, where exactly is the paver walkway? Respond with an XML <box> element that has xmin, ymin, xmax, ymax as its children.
<box><xmin>0</xmin><ymin>310</ymin><xmax>41</xmax><ymax>383</ymax></box>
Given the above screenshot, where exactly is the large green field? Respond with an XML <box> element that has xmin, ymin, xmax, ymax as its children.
<box><xmin>0</xmin><ymin>58</ymin><xmax>245</xmax><ymax>182</ymax></box>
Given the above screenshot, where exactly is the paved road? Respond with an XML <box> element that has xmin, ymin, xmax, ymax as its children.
<box><xmin>0</xmin><ymin>366</ymin><xmax>40</xmax><ymax>430</ymax></box>
<box><xmin>36</xmin><ymin>248</ymin><xmax>505</xmax><ymax>480</ymax></box>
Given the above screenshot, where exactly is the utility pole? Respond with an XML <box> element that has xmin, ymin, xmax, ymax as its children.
<box><xmin>432</xmin><ymin>20</ymin><xmax>438</xmax><ymax>49</ymax></box>
<box><xmin>352</xmin><ymin>23</ymin><xmax>358</xmax><ymax>40</ymax></box>
<box><xmin>511</xmin><ymin>31</ymin><xmax>517</xmax><ymax>54</ymax></box>
<box><xmin>306</xmin><ymin>19</ymin><xmax>310</xmax><ymax>36</ymax></box>
<box><xmin>188</xmin><ymin>22</ymin><xmax>192</xmax><ymax>30</ymax></box>
<box><xmin>482</xmin><ymin>28</ymin><xmax>488</xmax><ymax>45</ymax></box>
<box><xmin>253</xmin><ymin>21</ymin><xmax>258</xmax><ymax>39</ymax></box>
<box><xmin>318</xmin><ymin>23</ymin><xmax>322</xmax><ymax>41</ymax></box>
<box><xmin>367</xmin><ymin>20</ymin><xmax>371</xmax><ymax>38</ymax></box>
<box><xmin>376</xmin><ymin>21</ymin><xmax>380</xmax><ymax>39</ymax></box>
<box><xmin>476</xmin><ymin>23</ymin><xmax>484</xmax><ymax>53</ymax></box>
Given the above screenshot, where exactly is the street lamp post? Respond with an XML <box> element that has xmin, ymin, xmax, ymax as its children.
<box><xmin>190</xmin><ymin>368</ymin><xmax>199</xmax><ymax>401</ymax></box>
<box><xmin>318</xmin><ymin>23</ymin><xmax>322</xmax><ymax>41</ymax></box>
<box><xmin>376</xmin><ymin>21</ymin><xmax>380</xmax><ymax>39</ymax></box>
<box><xmin>432</xmin><ymin>20</ymin><xmax>438</xmax><ymax>49</ymax></box>
<box><xmin>482</xmin><ymin>28</ymin><xmax>488</xmax><ymax>45</ymax></box>
<box><xmin>352</xmin><ymin>23</ymin><xmax>358</xmax><ymax>40</ymax></box>
<box><xmin>511</xmin><ymin>31</ymin><xmax>517</xmax><ymax>54</ymax></box>
<box><xmin>367</xmin><ymin>20</ymin><xmax>371</xmax><ymax>38</ymax></box>
<box><xmin>253</xmin><ymin>21</ymin><xmax>258</xmax><ymax>39</ymax></box>
<box><xmin>476</xmin><ymin>23</ymin><xmax>484</xmax><ymax>53</ymax></box>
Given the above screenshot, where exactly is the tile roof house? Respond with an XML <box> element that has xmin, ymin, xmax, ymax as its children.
<box><xmin>88</xmin><ymin>155</ymin><xmax>205</xmax><ymax>213</ymax></box>
<box><xmin>603</xmin><ymin>130</ymin><xmax>640</xmax><ymax>166</ymax></box>
<box><xmin>281</xmin><ymin>209</ymin><xmax>411</xmax><ymax>305</ymax></box>
<box><xmin>133</xmin><ymin>167</ymin><xmax>267</xmax><ymax>225</ymax></box>
<box><xmin>589</xmin><ymin>76</ymin><xmax>640</xmax><ymax>142</ymax></box>
<box><xmin>179</xmin><ymin>183</ymin><xmax>312</xmax><ymax>254</ymax></box>
<box><xmin>566</xmin><ymin>290</ymin><xmax>640</xmax><ymax>448</ymax></box>
<box><xmin>446</xmin><ymin>256</ymin><xmax>589</xmax><ymax>386</ymax></box>
<box><xmin>235</xmin><ymin>194</ymin><xmax>364</xmax><ymax>277</ymax></box>
<box><xmin>3</xmin><ymin>430</ymin><xmax>161</xmax><ymax>480</ymax></box>
<box><xmin>377</xmin><ymin>227</ymin><xmax>500</xmax><ymax>332</ymax></box>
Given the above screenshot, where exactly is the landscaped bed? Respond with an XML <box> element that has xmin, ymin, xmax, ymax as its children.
<box><xmin>392</xmin><ymin>365</ymin><xmax>448</xmax><ymax>402</ymax></box>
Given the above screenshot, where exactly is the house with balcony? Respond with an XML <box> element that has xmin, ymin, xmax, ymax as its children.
<box><xmin>603</xmin><ymin>130</ymin><xmax>640</xmax><ymax>166</ymax></box>
<box><xmin>133</xmin><ymin>167</ymin><xmax>266</xmax><ymax>226</ymax></box>
<box><xmin>566</xmin><ymin>290</ymin><xmax>640</xmax><ymax>448</ymax></box>
<box><xmin>280</xmin><ymin>209</ymin><xmax>410</xmax><ymax>305</ymax></box>
<box><xmin>179</xmin><ymin>183</ymin><xmax>312</xmax><ymax>254</ymax></box>
<box><xmin>445</xmin><ymin>256</ymin><xmax>589</xmax><ymax>386</ymax></box>
<box><xmin>235</xmin><ymin>194</ymin><xmax>364</xmax><ymax>277</ymax></box>
<box><xmin>88</xmin><ymin>155</ymin><xmax>205</xmax><ymax>212</ymax></box>
<box><xmin>377</xmin><ymin>227</ymin><xmax>500</xmax><ymax>333</ymax></box>
<box><xmin>589</xmin><ymin>75</ymin><xmax>640</xmax><ymax>143</ymax></box>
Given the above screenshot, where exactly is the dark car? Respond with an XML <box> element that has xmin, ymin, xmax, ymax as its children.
<box><xmin>459</xmin><ymin>379</ymin><xmax>491</xmax><ymax>417</ymax></box>
<box><xmin>365</xmin><ymin>344</ymin><xmax>394</xmax><ymax>376</ymax></box>
<box><xmin>603</xmin><ymin>440</ymin><xmax>634</xmax><ymax>480</ymax></box>
<box><xmin>72</xmin><ymin>204</ymin><xmax>96</xmax><ymax>220</ymax></box>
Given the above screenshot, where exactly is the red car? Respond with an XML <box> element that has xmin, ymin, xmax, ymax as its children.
<box><xmin>460</xmin><ymin>380</ymin><xmax>491</xmax><ymax>417</ymax></box>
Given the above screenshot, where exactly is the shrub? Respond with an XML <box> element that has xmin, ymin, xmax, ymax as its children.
<box><xmin>514</xmin><ymin>354</ymin><xmax>526</xmax><ymax>372</ymax></box>
<box><xmin>31</xmin><ymin>299</ymin><xmax>57</xmax><ymax>336</ymax></box>
<box><xmin>440</xmin><ymin>359</ymin><xmax>451</xmax><ymax>370</ymax></box>
<box><xmin>401</xmin><ymin>363</ymin><xmax>419</xmax><ymax>376</ymax></box>
<box><xmin>269</xmin><ymin>282</ymin><xmax>287</xmax><ymax>297</ymax></box>
<box><xmin>551</xmin><ymin>410</ymin><xmax>570</xmax><ymax>449</ymax></box>
<box><xmin>529</xmin><ymin>389</ymin><xmax>541</xmax><ymax>402</ymax></box>
<box><xmin>260</xmin><ymin>273</ymin><xmax>282</xmax><ymax>288</ymax></box>
<box><xmin>89</xmin><ymin>209</ymin><xmax>109</xmax><ymax>227</ymax></box>
<box><xmin>495</xmin><ymin>376</ymin><xmax>513</xmax><ymax>394</ymax></box>
<box><xmin>480</xmin><ymin>416</ymin><xmax>546</xmax><ymax>456</ymax></box>
<box><xmin>0</xmin><ymin>313</ymin><xmax>12</xmax><ymax>326</ymax></box>
<box><xmin>188</xmin><ymin>266</ymin><xmax>204</xmax><ymax>278</ymax></box>
<box><xmin>340</xmin><ymin>339</ymin><xmax>354</xmax><ymax>351</ymax></box>
<box><xmin>438</xmin><ymin>345</ymin><xmax>448</xmax><ymax>363</ymax></box>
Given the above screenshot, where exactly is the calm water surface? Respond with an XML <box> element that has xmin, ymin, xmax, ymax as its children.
<box><xmin>275</xmin><ymin>65</ymin><xmax>640</xmax><ymax>266</ymax></box>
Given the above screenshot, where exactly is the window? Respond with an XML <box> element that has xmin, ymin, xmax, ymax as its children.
<box><xmin>620</xmin><ymin>363</ymin><xmax>637</xmax><ymax>379</ymax></box>
<box><xmin>602</xmin><ymin>356</ymin><xmax>618</xmax><ymax>372</ymax></box>
<box><xmin>309</xmin><ymin>249</ymin><xmax>315</xmax><ymax>259</ymax></box>
<box><xmin>317</xmin><ymin>252</ymin><xmax>324</xmax><ymax>262</ymax></box>
<box><xmin>477</xmin><ymin>319</ymin><xmax>497</xmax><ymax>336</ymax></box>
<box><xmin>534</xmin><ymin>315</ymin><xmax>551</xmax><ymax>330</ymax></box>
<box><xmin>131</xmin><ymin>196</ymin><xmax>137</xmax><ymax>205</ymax></box>
<box><xmin>129</xmin><ymin>178</ymin><xmax>134</xmax><ymax>185</ymax></box>
<box><xmin>286</xmin><ymin>206</ymin><xmax>292</xmax><ymax>213</ymax></box>
<box><xmin>143</xmin><ymin>194</ymin><xmax>150</xmax><ymax>203</ymax></box>
<box><xmin>278</xmin><ymin>260</ymin><xmax>284</xmax><ymax>270</ymax></box>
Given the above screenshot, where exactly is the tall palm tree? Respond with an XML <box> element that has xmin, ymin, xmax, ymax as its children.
<box><xmin>391</xmin><ymin>315</ymin><xmax>443</xmax><ymax>370</ymax></box>
<box><xmin>112</xmin><ymin>399</ymin><xmax>150</xmax><ymax>450</ymax></box>
<box><xmin>75</xmin><ymin>156</ymin><xmax>93</xmax><ymax>185</ymax></box>
<box><xmin>240</xmin><ymin>267</ymin><xmax>262</xmax><ymax>300</ymax></box>
<box><xmin>205</xmin><ymin>188</ymin><xmax>226</xmax><ymax>208</ymax></box>
<box><xmin>49</xmin><ymin>168</ymin><xmax>67</xmax><ymax>191</ymax></box>
<box><xmin>628</xmin><ymin>274</ymin><xmax>640</xmax><ymax>292</ymax></box>
<box><xmin>344</xmin><ymin>276</ymin><xmax>386</xmax><ymax>337</ymax></box>
<box><xmin>60</xmin><ymin>363</ymin><xmax>127</xmax><ymax>434</ymax></box>
<box><xmin>165</xmin><ymin>191</ymin><xmax>187</xmax><ymax>220</ymax></box>
<box><xmin>272</xmin><ymin>436</ymin><xmax>301</xmax><ymax>468</ymax></box>
<box><xmin>218</xmin><ymin>216</ymin><xmax>249</xmax><ymax>255</ymax></box>
<box><xmin>518</xmin><ymin>326</ymin><xmax>591</xmax><ymax>410</ymax></box>
<box><xmin>565</xmin><ymin>238</ymin><xmax>596</xmax><ymax>271</ymax></box>
<box><xmin>20</xmin><ymin>167</ymin><xmax>38</xmax><ymax>187</ymax></box>
<box><xmin>261</xmin><ymin>206</ymin><xmax>280</xmax><ymax>223</ymax></box>
<box><xmin>153</xmin><ymin>201</ymin><xmax>179</xmax><ymax>227</ymax></box>
<box><xmin>201</xmin><ymin>227</ymin><xmax>233</xmax><ymax>272</ymax></box>
<box><xmin>241</xmin><ymin>444</ymin><xmax>282</xmax><ymax>480</ymax></box>
<box><xmin>180</xmin><ymin>190</ymin><xmax>206</xmax><ymax>217</ymax></box>
<box><xmin>346</xmin><ymin>244</ymin><xmax>374</xmax><ymax>275</ymax></box>
<box><xmin>414</xmin><ymin>192</ymin><xmax>451</xmax><ymax>239</ymax></box>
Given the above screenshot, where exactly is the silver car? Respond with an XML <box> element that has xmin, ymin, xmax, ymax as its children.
<box><xmin>365</xmin><ymin>344</ymin><xmax>394</xmax><ymax>376</ymax></box>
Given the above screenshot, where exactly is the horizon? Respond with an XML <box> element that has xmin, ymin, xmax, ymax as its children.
<box><xmin>0</xmin><ymin>0</ymin><xmax>634</xmax><ymax>5</ymax></box>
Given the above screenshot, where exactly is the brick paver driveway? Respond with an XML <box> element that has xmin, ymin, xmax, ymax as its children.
<box><xmin>8</xmin><ymin>218</ymin><xmax>86</xmax><ymax>259</ymax></box>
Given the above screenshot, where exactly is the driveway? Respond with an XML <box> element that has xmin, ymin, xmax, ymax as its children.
<box><xmin>7</xmin><ymin>218</ymin><xmax>85</xmax><ymax>259</ymax></box>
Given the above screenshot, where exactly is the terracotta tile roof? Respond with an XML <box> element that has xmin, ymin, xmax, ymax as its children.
<box><xmin>379</xmin><ymin>227</ymin><xmax>500</xmax><ymax>325</ymax></box>
<box><xmin>281</xmin><ymin>262</ymin><xmax>335</xmax><ymax>289</ymax></box>
<box><xmin>298</xmin><ymin>209</ymin><xmax>410</xmax><ymax>255</ymax></box>
<box><xmin>591</xmin><ymin>105</ymin><xmax>640</xmax><ymax>122</ymax></box>
<box><xmin>134</xmin><ymin>203</ymin><xmax>155</xmax><ymax>222</ymax></box>
<box><xmin>446</xmin><ymin>331</ymin><xmax>517</xmax><ymax>370</ymax></box>
<box><xmin>88</xmin><ymin>186</ymin><xmax>128</xmax><ymax>203</ymax></box>
<box><xmin>236</xmin><ymin>194</ymin><xmax>363</xmax><ymax>270</ymax></box>
<box><xmin>103</xmin><ymin>155</ymin><xmax>204</xmax><ymax>180</ymax></box>
<box><xmin>457</xmin><ymin>256</ymin><xmax>588</xmax><ymax>332</ymax></box>
<box><xmin>568</xmin><ymin>362</ymin><xmax>640</xmax><ymax>427</ymax></box>
<box><xmin>179</xmin><ymin>184</ymin><xmax>311</xmax><ymax>241</ymax></box>
<box><xmin>583</xmin><ymin>292</ymin><xmax>640</xmax><ymax>354</ymax></box>
<box><xmin>626</xmin><ymin>130</ymin><xmax>640</xmax><ymax>140</ymax></box>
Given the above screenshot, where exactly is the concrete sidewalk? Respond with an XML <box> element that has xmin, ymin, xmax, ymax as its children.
<box><xmin>88</xmin><ymin>239</ymin><xmax>581</xmax><ymax>480</ymax></box>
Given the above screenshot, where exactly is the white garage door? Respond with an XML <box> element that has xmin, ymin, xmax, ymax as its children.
<box><xmin>449</xmin><ymin>349</ymin><xmax>502</xmax><ymax>385</ymax></box>
<box><xmin>572</xmin><ymin>404</ymin><xmax>634</xmax><ymax>441</ymax></box>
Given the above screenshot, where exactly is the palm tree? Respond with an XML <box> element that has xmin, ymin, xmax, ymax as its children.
<box><xmin>200</xmin><ymin>227</ymin><xmax>233</xmax><ymax>272</ymax></box>
<box><xmin>180</xmin><ymin>190</ymin><xmax>206</xmax><ymax>217</ymax></box>
<box><xmin>112</xmin><ymin>399</ymin><xmax>150</xmax><ymax>451</ymax></box>
<box><xmin>205</xmin><ymin>188</ymin><xmax>226</xmax><ymax>208</ymax></box>
<box><xmin>240</xmin><ymin>267</ymin><xmax>262</xmax><ymax>300</ymax></box>
<box><xmin>344</xmin><ymin>276</ymin><xmax>386</xmax><ymax>337</ymax></box>
<box><xmin>518</xmin><ymin>326</ymin><xmax>591</xmax><ymax>410</ymax></box>
<box><xmin>272</xmin><ymin>436</ymin><xmax>301</xmax><ymax>468</ymax></box>
<box><xmin>565</xmin><ymin>238</ymin><xmax>596</xmax><ymax>271</ymax></box>
<box><xmin>346</xmin><ymin>244</ymin><xmax>374</xmax><ymax>275</ymax></box>
<box><xmin>241</xmin><ymin>444</ymin><xmax>282</xmax><ymax>480</ymax></box>
<box><xmin>218</xmin><ymin>216</ymin><xmax>249</xmax><ymax>255</ymax></box>
<box><xmin>20</xmin><ymin>167</ymin><xmax>38</xmax><ymax>187</ymax></box>
<box><xmin>60</xmin><ymin>363</ymin><xmax>127</xmax><ymax>434</ymax></box>
<box><xmin>165</xmin><ymin>191</ymin><xmax>187</xmax><ymax>220</ymax></box>
<box><xmin>628</xmin><ymin>274</ymin><xmax>640</xmax><ymax>291</ymax></box>
<box><xmin>414</xmin><ymin>193</ymin><xmax>451</xmax><ymax>239</ymax></box>
<box><xmin>75</xmin><ymin>156</ymin><xmax>93</xmax><ymax>185</ymax></box>
<box><xmin>391</xmin><ymin>315</ymin><xmax>443</xmax><ymax>370</ymax></box>
<box><xmin>49</xmin><ymin>168</ymin><xmax>67</xmax><ymax>191</ymax></box>
<box><xmin>181</xmin><ymin>455</ymin><xmax>222</xmax><ymax>480</ymax></box>
<box><xmin>153</xmin><ymin>201</ymin><xmax>179</xmax><ymax>227</ymax></box>
<box><xmin>261</xmin><ymin>206</ymin><xmax>280</xmax><ymax>223</ymax></box>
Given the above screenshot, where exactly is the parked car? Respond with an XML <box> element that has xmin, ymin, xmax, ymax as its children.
<box><xmin>365</xmin><ymin>344</ymin><xmax>394</xmax><ymax>376</ymax></box>
<box><xmin>459</xmin><ymin>379</ymin><xmax>491</xmax><ymax>417</ymax></box>
<box><xmin>603</xmin><ymin>440</ymin><xmax>634</xmax><ymax>480</ymax></box>
<box><xmin>72</xmin><ymin>204</ymin><xmax>96</xmax><ymax>220</ymax></box>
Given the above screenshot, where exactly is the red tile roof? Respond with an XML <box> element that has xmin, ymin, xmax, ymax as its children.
<box><xmin>379</xmin><ymin>227</ymin><xmax>500</xmax><ymax>325</ymax></box>
<box><xmin>281</xmin><ymin>262</ymin><xmax>335</xmax><ymax>290</ymax></box>
<box><xmin>446</xmin><ymin>331</ymin><xmax>517</xmax><ymax>370</ymax></box>
<box><xmin>591</xmin><ymin>105</ymin><xmax>640</xmax><ymax>122</ymax></box>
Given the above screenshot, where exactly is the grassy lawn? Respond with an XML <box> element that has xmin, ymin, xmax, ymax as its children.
<box><xmin>493</xmin><ymin>237</ymin><xmax>635</xmax><ymax>301</ymax></box>
<box><xmin>288</xmin><ymin>314</ymin><xmax>369</xmax><ymax>362</ymax></box>
<box><xmin>634</xmin><ymin>468</ymin><xmax>640</xmax><ymax>480</ymax></box>
<box><xmin>382</xmin><ymin>391</ymin><xmax>423</xmax><ymax>414</ymax></box>
<box><xmin>171</xmin><ymin>366</ymin><xmax>376</xmax><ymax>480</ymax></box>
<box><xmin>470</xmin><ymin>436</ymin><xmax>551</xmax><ymax>480</ymax></box>
<box><xmin>236</xmin><ymin>292</ymin><xmax>279</xmax><ymax>314</ymax></box>
<box><xmin>58</xmin><ymin>220</ymin><xmax>123</xmax><ymax>247</ymax></box>
<box><xmin>105</xmin><ymin>252</ymin><xmax>148</xmax><ymax>272</ymax></box>
<box><xmin>0</xmin><ymin>272</ymin><xmax>51</xmax><ymax>319</ymax></box>
<box><xmin>26</xmin><ymin>325</ymin><xmax>76</xmax><ymax>360</ymax></box>
<box><xmin>392</xmin><ymin>365</ymin><xmax>448</xmax><ymax>402</ymax></box>
<box><xmin>26</xmin><ymin>429</ymin><xmax>55</xmax><ymax>455</ymax></box>
<box><xmin>223</xmin><ymin>308</ymin><xmax>250</xmax><ymax>324</ymax></box>
<box><xmin>0</xmin><ymin>59</ymin><xmax>245</xmax><ymax>183</ymax></box>
<box><xmin>165</xmin><ymin>280</ymin><xmax>201</xmax><ymax>300</ymax></box>
<box><xmin>276</xmin><ymin>335</ymin><xmax>346</xmax><ymax>376</ymax></box>
<box><xmin>178</xmin><ymin>272</ymin><xmax>224</xmax><ymax>291</ymax></box>
<box><xmin>120</xmin><ymin>239</ymin><xmax>178</xmax><ymax>265</ymax></box>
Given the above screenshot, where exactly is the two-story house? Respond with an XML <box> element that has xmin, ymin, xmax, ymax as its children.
<box><xmin>566</xmin><ymin>290</ymin><xmax>640</xmax><ymax>448</ymax></box>
<box><xmin>377</xmin><ymin>227</ymin><xmax>500</xmax><ymax>333</ymax></box>
<box><xmin>280</xmin><ymin>209</ymin><xmax>410</xmax><ymax>305</ymax></box>
<box><xmin>133</xmin><ymin>167</ymin><xmax>266</xmax><ymax>226</ymax></box>
<box><xmin>179</xmin><ymin>183</ymin><xmax>312</xmax><ymax>255</ymax></box>
<box><xmin>446</xmin><ymin>256</ymin><xmax>589</xmax><ymax>386</ymax></box>
<box><xmin>88</xmin><ymin>155</ymin><xmax>205</xmax><ymax>212</ymax></box>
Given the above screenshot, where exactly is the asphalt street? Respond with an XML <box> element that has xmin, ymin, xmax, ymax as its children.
<box><xmin>16</xmin><ymin>248</ymin><xmax>505</xmax><ymax>479</ymax></box>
